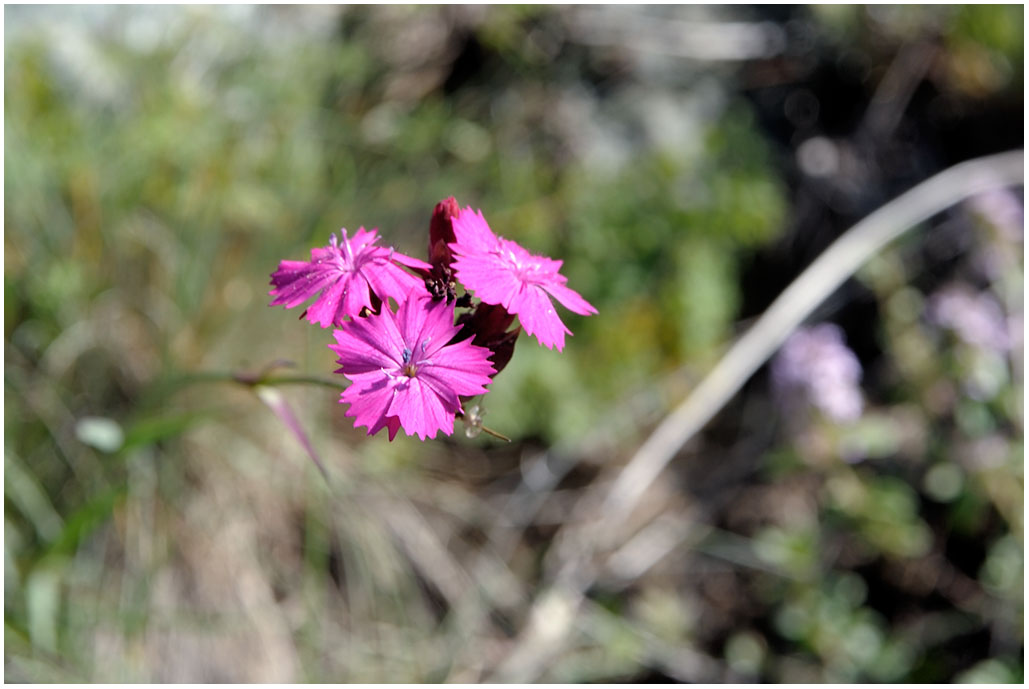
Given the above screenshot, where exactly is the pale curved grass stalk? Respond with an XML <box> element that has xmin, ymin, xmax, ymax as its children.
<box><xmin>597</xmin><ymin>150</ymin><xmax>1024</xmax><ymax>533</ymax></box>
<box><xmin>491</xmin><ymin>149</ymin><xmax>1025</xmax><ymax>682</ymax></box>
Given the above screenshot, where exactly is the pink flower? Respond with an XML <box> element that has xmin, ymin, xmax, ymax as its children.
<box><xmin>269</xmin><ymin>228</ymin><xmax>431</xmax><ymax>328</ymax></box>
<box><xmin>330</xmin><ymin>290</ymin><xmax>496</xmax><ymax>440</ymax></box>
<box><xmin>449</xmin><ymin>207</ymin><xmax>597</xmax><ymax>351</ymax></box>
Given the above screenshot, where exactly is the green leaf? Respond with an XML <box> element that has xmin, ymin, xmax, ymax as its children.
<box><xmin>4</xmin><ymin>452</ymin><xmax>63</xmax><ymax>542</ymax></box>
<box><xmin>45</xmin><ymin>487</ymin><xmax>124</xmax><ymax>559</ymax></box>
<box><xmin>26</xmin><ymin>563</ymin><xmax>62</xmax><ymax>653</ymax></box>
<box><xmin>120</xmin><ymin>412</ymin><xmax>202</xmax><ymax>453</ymax></box>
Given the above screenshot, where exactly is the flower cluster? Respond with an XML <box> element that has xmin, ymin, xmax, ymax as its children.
<box><xmin>269</xmin><ymin>198</ymin><xmax>596</xmax><ymax>441</ymax></box>
<box><xmin>772</xmin><ymin>324</ymin><xmax>864</xmax><ymax>423</ymax></box>
<box><xmin>927</xmin><ymin>283</ymin><xmax>1017</xmax><ymax>402</ymax></box>
<box><xmin>928</xmin><ymin>284</ymin><xmax>1012</xmax><ymax>354</ymax></box>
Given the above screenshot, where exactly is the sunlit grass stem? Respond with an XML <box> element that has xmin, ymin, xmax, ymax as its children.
<box><xmin>492</xmin><ymin>149</ymin><xmax>1026</xmax><ymax>682</ymax></box>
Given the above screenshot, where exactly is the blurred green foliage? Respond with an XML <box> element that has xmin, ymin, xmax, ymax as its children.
<box><xmin>4</xmin><ymin>5</ymin><xmax>1023</xmax><ymax>683</ymax></box>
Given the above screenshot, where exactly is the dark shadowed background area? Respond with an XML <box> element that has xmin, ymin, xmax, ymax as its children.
<box><xmin>5</xmin><ymin>5</ymin><xmax>1023</xmax><ymax>682</ymax></box>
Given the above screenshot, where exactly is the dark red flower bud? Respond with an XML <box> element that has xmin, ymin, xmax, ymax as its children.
<box><xmin>429</xmin><ymin>196</ymin><xmax>460</xmax><ymax>266</ymax></box>
<box><xmin>423</xmin><ymin>196</ymin><xmax>461</xmax><ymax>301</ymax></box>
<box><xmin>453</xmin><ymin>302</ymin><xmax>520</xmax><ymax>377</ymax></box>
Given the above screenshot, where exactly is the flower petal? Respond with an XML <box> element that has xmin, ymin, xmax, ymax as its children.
<box><xmin>268</xmin><ymin>259</ymin><xmax>336</xmax><ymax>309</ymax></box>
<box><xmin>341</xmin><ymin>375</ymin><xmax>401</xmax><ymax>437</ymax></box>
<box><xmin>510</xmin><ymin>285</ymin><xmax>571</xmax><ymax>351</ymax></box>
<box><xmin>329</xmin><ymin>306</ymin><xmax>404</xmax><ymax>374</ymax></box>
<box><xmin>396</xmin><ymin>292</ymin><xmax>462</xmax><ymax>359</ymax></box>
<box><xmin>451</xmin><ymin>207</ymin><xmax>500</xmax><ymax>254</ymax></box>
<box><xmin>541</xmin><ymin>281</ymin><xmax>598</xmax><ymax>316</ymax></box>
<box><xmin>306</xmin><ymin>276</ymin><xmax>368</xmax><ymax>329</ymax></box>
<box><xmin>388</xmin><ymin>250</ymin><xmax>433</xmax><ymax>272</ymax></box>
<box><xmin>362</xmin><ymin>253</ymin><xmax>430</xmax><ymax>305</ymax></box>
<box><xmin>420</xmin><ymin>341</ymin><xmax>495</xmax><ymax>397</ymax></box>
<box><xmin>451</xmin><ymin>252</ymin><xmax>524</xmax><ymax>310</ymax></box>
<box><xmin>386</xmin><ymin>377</ymin><xmax>454</xmax><ymax>440</ymax></box>
<box><xmin>448</xmin><ymin>207</ymin><xmax>595</xmax><ymax>350</ymax></box>
<box><xmin>270</xmin><ymin>228</ymin><xmax>429</xmax><ymax>327</ymax></box>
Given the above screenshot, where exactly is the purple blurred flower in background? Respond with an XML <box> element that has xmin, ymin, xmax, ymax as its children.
<box><xmin>928</xmin><ymin>285</ymin><xmax>1011</xmax><ymax>353</ymax></box>
<box><xmin>967</xmin><ymin>190</ymin><xmax>1024</xmax><ymax>280</ymax></box>
<box><xmin>968</xmin><ymin>188</ymin><xmax>1024</xmax><ymax>243</ymax></box>
<box><xmin>772</xmin><ymin>324</ymin><xmax>864</xmax><ymax>422</ymax></box>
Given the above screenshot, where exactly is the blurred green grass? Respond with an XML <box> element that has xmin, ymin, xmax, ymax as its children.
<box><xmin>5</xmin><ymin>4</ymin><xmax>1023</xmax><ymax>682</ymax></box>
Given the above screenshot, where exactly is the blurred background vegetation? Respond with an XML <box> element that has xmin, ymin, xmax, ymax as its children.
<box><xmin>4</xmin><ymin>4</ymin><xmax>1023</xmax><ymax>682</ymax></box>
